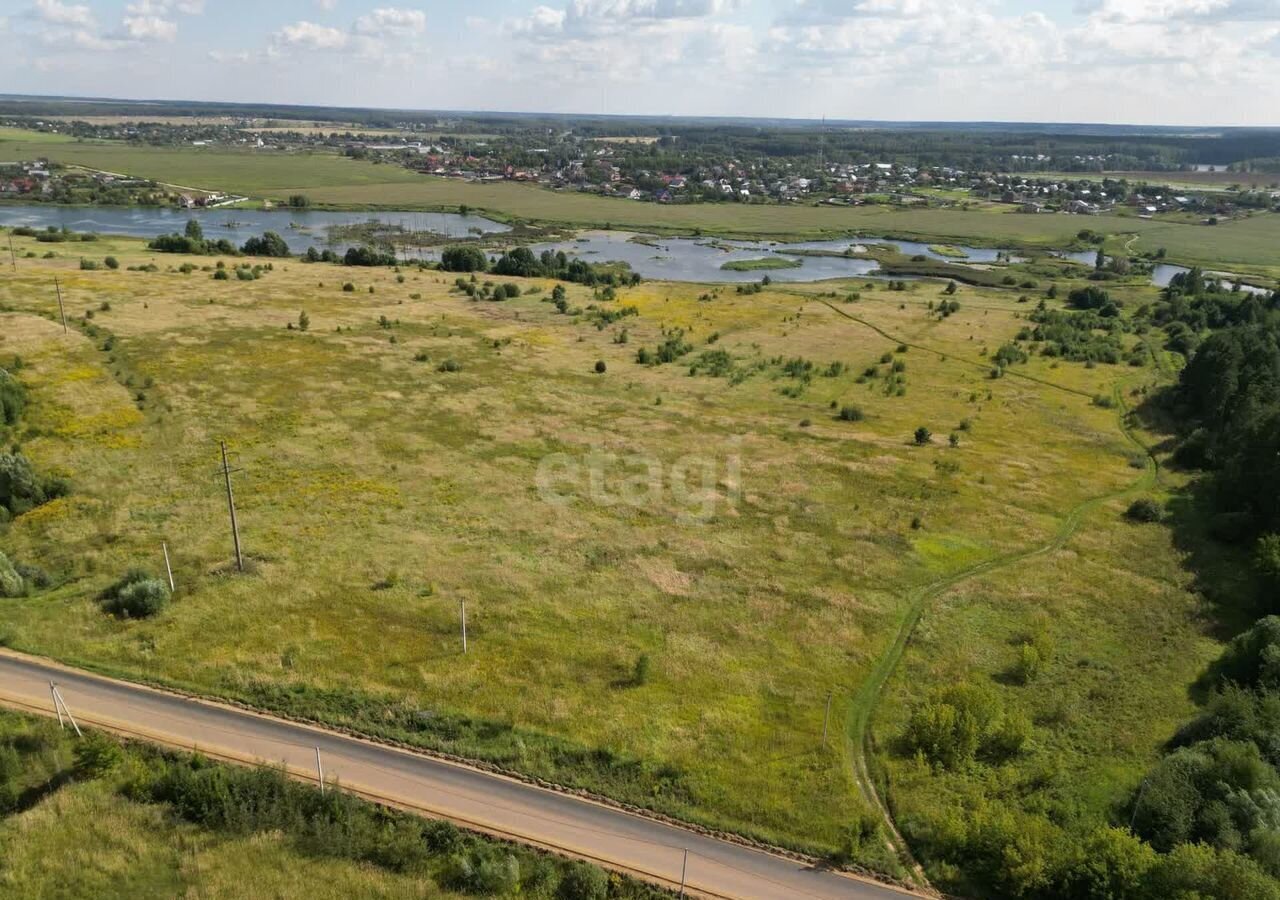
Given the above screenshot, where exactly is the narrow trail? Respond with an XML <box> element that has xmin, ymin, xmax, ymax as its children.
<box><xmin>806</xmin><ymin>297</ymin><xmax>1162</xmax><ymax>888</ymax></box>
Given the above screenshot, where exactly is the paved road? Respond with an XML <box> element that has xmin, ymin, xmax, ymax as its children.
<box><xmin>0</xmin><ymin>650</ymin><xmax>920</xmax><ymax>900</ymax></box>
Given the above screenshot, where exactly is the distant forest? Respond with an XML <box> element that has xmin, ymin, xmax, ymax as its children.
<box><xmin>3</xmin><ymin>93</ymin><xmax>1279</xmax><ymax>171</ymax></box>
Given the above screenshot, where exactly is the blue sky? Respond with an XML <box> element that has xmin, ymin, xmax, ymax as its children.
<box><xmin>1</xmin><ymin>1</ymin><xmax>1278</xmax><ymax>125</ymax></box>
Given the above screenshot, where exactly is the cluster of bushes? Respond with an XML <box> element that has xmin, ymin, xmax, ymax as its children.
<box><xmin>341</xmin><ymin>245</ymin><xmax>397</xmax><ymax>267</ymax></box>
<box><xmin>98</xmin><ymin>569</ymin><xmax>170</xmax><ymax>619</ymax></box>
<box><xmin>240</xmin><ymin>231</ymin><xmax>291</xmax><ymax>257</ymax></box>
<box><xmin>148</xmin><ymin>220</ymin><xmax>237</xmax><ymax>256</ymax></box>
<box><xmin>0</xmin><ymin>551</ymin><xmax>51</xmax><ymax>598</ymax></box>
<box><xmin>12</xmin><ymin>225</ymin><xmax>99</xmax><ymax>243</ymax></box>
<box><xmin>1021</xmin><ymin>300</ymin><xmax>1126</xmax><ymax>363</ymax></box>
<box><xmin>635</xmin><ymin>329</ymin><xmax>692</xmax><ymax>366</ymax></box>
<box><xmin>0</xmin><ymin>451</ymin><xmax>69</xmax><ymax>521</ymax></box>
<box><xmin>115</xmin><ymin>749</ymin><xmax>654</xmax><ymax>899</ymax></box>
<box><xmin>454</xmin><ymin>277</ymin><xmax>522</xmax><ymax>300</ymax></box>
<box><xmin>899</xmin><ymin>683</ymin><xmax>1030</xmax><ymax>769</ymax></box>
<box><xmin>438</xmin><ymin>245</ymin><xmax>640</xmax><ymax>288</ymax></box>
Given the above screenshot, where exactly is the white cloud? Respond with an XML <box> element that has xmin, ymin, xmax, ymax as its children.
<box><xmin>121</xmin><ymin>14</ymin><xmax>177</xmax><ymax>41</ymax></box>
<box><xmin>353</xmin><ymin>7</ymin><xmax>426</xmax><ymax>36</ymax></box>
<box><xmin>315</xmin><ymin>0</ymin><xmax>338</xmax><ymax>8</ymax></box>
<box><xmin>30</xmin><ymin>0</ymin><xmax>93</xmax><ymax>27</ymax></box>
<box><xmin>273</xmin><ymin>20</ymin><xmax>349</xmax><ymax>50</ymax></box>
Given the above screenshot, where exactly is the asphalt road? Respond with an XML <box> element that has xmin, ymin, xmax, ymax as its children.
<box><xmin>0</xmin><ymin>650</ymin><xmax>920</xmax><ymax>900</ymax></box>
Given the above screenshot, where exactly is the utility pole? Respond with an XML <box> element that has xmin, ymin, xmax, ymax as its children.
<box><xmin>822</xmin><ymin>691</ymin><xmax>833</xmax><ymax>748</ymax></box>
<box><xmin>679</xmin><ymin>848</ymin><xmax>688</xmax><ymax>899</ymax></box>
<box><xmin>53</xmin><ymin>278</ymin><xmax>68</xmax><ymax>333</ymax></box>
<box><xmin>50</xmin><ymin>681</ymin><xmax>63</xmax><ymax>729</ymax></box>
<box><xmin>7</xmin><ymin>233</ymin><xmax>15</xmax><ymax>271</ymax></box>
<box><xmin>315</xmin><ymin>746</ymin><xmax>325</xmax><ymax>795</ymax></box>
<box><xmin>460</xmin><ymin>599</ymin><xmax>467</xmax><ymax>654</ymax></box>
<box><xmin>49</xmin><ymin>682</ymin><xmax>82</xmax><ymax>737</ymax></box>
<box><xmin>162</xmin><ymin>541</ymin><xmax>175</xmax><ymax>591</ymax></box>
<box><xmin>217</xmin><ymin>441</ymin><xmax>244</xmax><ymax>572</ymax></box>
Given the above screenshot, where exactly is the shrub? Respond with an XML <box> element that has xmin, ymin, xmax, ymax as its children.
<box><xmin>594</xmin><ymin>359</ymin><xmax>606</xmax><ymax>374</ymax></box>
<box><xmin>914</xmin><ymin>426</ymin><xmax>932</xmax><ymax>445</ymax></box>
<box><xmin>900</xmin><ymin>683</ymin><xmax>1001</xmax><ymax>769</ymax></box>
<box><xmin>99</xmin><ymin>569</ymin><xmax>170</xmax><ymax>619</ymax></box>
<box><xmin>558</xmin><ymin>861</ymin><xmax>608</xmax><ymax>900</ymax></box>
<box><xmin>298</xmin><ymin>311</ymin><xmax>310</xmax><ymax>332</ymax></box>
<box><xmin>240</xmin><ymin>232</ymin><xmax>291</xmax><ymax>257</ymax></box>
<box><xmin>212</xmin><ymin>269</ymin><xmax>229</xmax><ymax>280</ymax></box>
<box><xmin>342</xmin><ymin>282</ymin><xmax>355</xmax><ymax>292</ymax></box>
<box><xmin>0</xmin><ymin>452</ymin><xmax>64</xmax><ymax>517</ymax></box>
<box><xmin>0</xmin><ymin>552</ymin><xmax>24</xmax><ymax>598</ymax></box>
<box><xmin>437</xmin><ymin>359</ymin><xmax>460</xmax><ymax>373</ymax></box>
<box><xmin>632</xmin><ymin>653</ymin><xmax>651</xmax><ymax>686</ymax></box>
<box><xmin>0</xmin><ymin>368</ymin><xmax>26</xmax><ymax>426</ymax></box>
<box><xmin>440</xmin><ymin>246</ymin><xmax>489</xmax><ymax>273</ymax></box>
<box><xmin>74</xmin><ymin>732</ymin><xmax>123</xmax><ymax>778</ymax></box>
<box><xmin>838</xmin><ymin>405</ymin><xmax>864</xmax><ymax>422</ymax></box>
<box><xmin>1125</xmin><ymin>497</ymin><xmax>1162</xmax><ymax>523</ymax></box>
<box><xmin>1012</xmin><ymin>643</ymin><xmax>1042</xmax><ymax>684</ymax></box>
<box><xmin>103</xmin><ymin>256</ymin><xmax>119</xmax><ymax>269</ymax></box>
<box><xmin>79</xmin><ymin>258</ymin><xmax>99</xmax><ymax>270</ymax></box>
<box><xmin>1204</xmin><ymin>616</ymin><xmax>1280</xmax><ymax>691</ymax></box>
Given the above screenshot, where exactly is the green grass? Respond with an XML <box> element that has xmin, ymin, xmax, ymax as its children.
<box><xmin>927</xmin><ymin>245</ymin><xmax>969</xmax><ymax>259</ymax></box>
<box><xmin>5</xmin><ymin>138</ymin><xmax>1279</xmax><ymax>269</ymax></box>
<box><xmin>0</xmin><ymin>708</ymin><xmax>653</xmax><ymax>899</ymax></box>
<box><xmin>719</xmin><ymin>256</ymin><xmax>803</xmax><ymax>271</ymax></box>
<box><xmin>0</xmin><ymin>231</ymin><xmax>1228</xmax><ymax>883</ymax></box>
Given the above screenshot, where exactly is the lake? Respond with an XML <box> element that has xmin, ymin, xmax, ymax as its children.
<box><xmin>0</xmin><ymin>204</ymin><xmax>510</xmax><ymax>254</ymax></box>
<box><xmin>1</xmin><ymin>203</ymin><xmax>1270</xmax><ymax>292</ymax></box>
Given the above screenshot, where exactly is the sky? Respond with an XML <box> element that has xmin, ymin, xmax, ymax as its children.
<box><xmin>0</xmin><ymin>0</ymin><xmax>1278</xmax><ymax>126</ymax></box>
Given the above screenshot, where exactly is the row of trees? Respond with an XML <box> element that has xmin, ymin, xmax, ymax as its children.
<box><xmin>440</xmin><ymin>246</ymin><xmax>641</xmax><ymax>287</ymax></box>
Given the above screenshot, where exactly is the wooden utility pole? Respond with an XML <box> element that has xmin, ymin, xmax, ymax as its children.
<box><xmin>218</xmin><ymin>442</ymin><xmax>244</xmax><ymax>572</ymax></box>
<box><xmin>315</xmin><ymin>746</ymin><xmax>325</xmax><ymax>795</ymax></box>
<box><xmin>162</xmin><ymin>541</ymin><xmax>175</xmax><ymax>591</ymax></box>
<box><xmin>460</xmin><ymin>600</ymin><xmax>468</xmax><ymax>654</ymax></box>
<box><xmin>679</xmin><ymin>849</ymin><xmax>688</xmax><ymax>899</ymax></box>
<box><xmin>53</xmin><ymin>278</ymin><xmax>68</xmax><ymax>333</ymax></box>
<box><xmin>49</xmin><ymin>682</ymin><xmax>82</xmax><ymax>737</ymax></box>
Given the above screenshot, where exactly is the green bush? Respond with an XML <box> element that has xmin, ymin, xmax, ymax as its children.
<box><xmin>0</xmin><ymin>552</ymin><xmax>25</xmax><ymax>598</ymax></box>
<box><xmin>914</xmin><ymin>426</ymin><xmax>932</xmax><ymax>445</ymax></box>
<box><xmin>74</xmin><ymin>731</ymin><xmax>123</xmax><ymax>778</ymax></box>
<box><xmin>838</xmin><ymin>405</ymin><xmax>864</xmax><ymax>422</ymax></box>
<box><xmin>558</xmin><ymin>861</ymin><xmax>608</xmax><ymax>900</ymax></box>
<box><xmin>1125</xmin><ymin>497</ymin><xmax>1163</xmax><ymax>523</ymax></box>
<box><xmin>440</xmin><ymin>246</ymin><xmax>490</xmax><ymax>273</ymax></box>
<box><xmin>99</xmin><ymin>569</ymin><xmax>170</xmax><ymax>619</ymax></box>
<box><xmin>0</xmin><ymin>369</ymin><xmax>26</xmax><ymax>426</ymax></box>
<box><xmin>103</xmin><ymin>256</ymin><xmax>119</xmax><ymax>269</ymax></box>
<box><xmin>0</xmin><ymin>452</ymin><xmax>65</xmax><ymax>517</ymax></box>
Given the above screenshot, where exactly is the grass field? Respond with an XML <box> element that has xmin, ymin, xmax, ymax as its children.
<box><xmin>0</xmin><ymin>227</ymin><xmax>1221</xmax><ymax>882</ymax></box>
<box><xmin>5</xmin><ymin>138</ymin><xmax>1280</xmax><ymax>270</ymax></box>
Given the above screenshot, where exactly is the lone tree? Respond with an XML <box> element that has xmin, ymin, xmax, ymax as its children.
<box><xmin>944</xmin><ymin>280</ymin><xmax>957</xmax><ymax>295</ymax></box>
<box><xmin>914</xmin><ymin>426</ymin><xmax>932</xmax><ymax>445</ymax></box>
<box><xmin>185</xmin><ymin>218</ymin><xmax>203</xmax><ymax>242</ymax></box>
<box><xmin>594</xmin><ymin>359</ymin><xmax>607</xmax><ymax>374</ymax></box>
<box><xmin>298</xmin><ymin>311</ymin><xmax>310</xmax><ymax>332</ymax></box>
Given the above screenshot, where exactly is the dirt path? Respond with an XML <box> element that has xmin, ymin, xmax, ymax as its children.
<box><xmin>811</xmin><ymin>298</ymin><xmax>1160</xmax><ymax>885</ymax></box>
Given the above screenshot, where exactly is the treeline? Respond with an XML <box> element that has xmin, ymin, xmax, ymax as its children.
<box><xmin>1112</xmin><ymin>273</ymin><xmax>1280</xmax><ymax>890</ymax></box>
<box><xmin>440</xmin><ymin>246</ymin><xmax>640</xmax><ymax>287</ymax></box>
